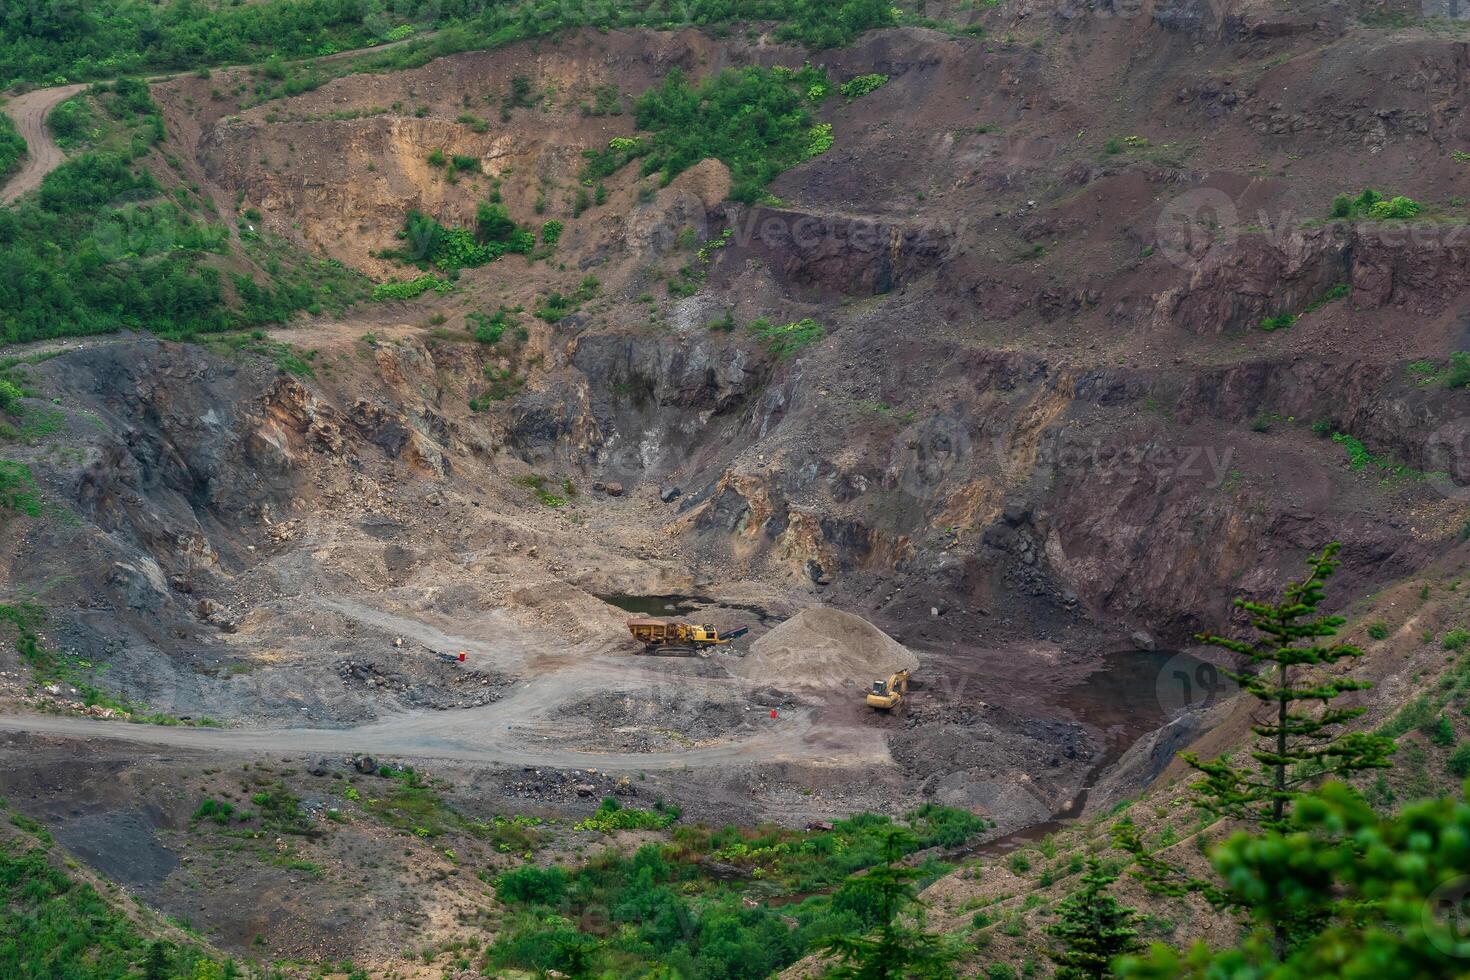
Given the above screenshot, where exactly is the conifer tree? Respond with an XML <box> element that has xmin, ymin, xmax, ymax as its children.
<box><xmin>1044</xmin><ymin>857</ymin><xmax>1142</xmax><ymax>980</ymax></box>
<box><xmin>819</xmin><ymin>827</ymin><xmax>960</xmax><ymax>980</ymax></box>
<box><xmin>1185</xmin><ymin>542</ymin><xmax>1394</xmax><ymax>829</ymax></box>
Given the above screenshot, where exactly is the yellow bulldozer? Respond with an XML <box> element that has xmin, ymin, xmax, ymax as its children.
<box><xmin>866</xmin><ymin>670</ymin><xmax>911</xmax><ymax>712</ymax></box>
<box><xmin>627</xmin><ymin>618</ymin><xmax>749</xmax><ymax>655</ymax></box>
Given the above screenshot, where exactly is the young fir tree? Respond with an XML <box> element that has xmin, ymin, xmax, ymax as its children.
<box><xmin>1184</xmin><ymin>542</ymin><xmax>1394</xmax><ymax>829</ymax></box>
<box><xmin>1044</xmin><ymin>857</ymin><xmax>1142</xmax><ymax>980</ymax></box>
<box><xmin>818</xmin><ymin>827</ymin><xmax>960</xmax><ymax>980</ymax></box>
<box><xmin>1116</xmin><ymin>781</ymin><xmax>1470</xmax><ymax>979</ymax></box>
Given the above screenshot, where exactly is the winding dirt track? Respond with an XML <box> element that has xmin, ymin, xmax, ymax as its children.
<box><xmin>0</xmin><ymin>703</ymin><xmax>888</xmax><ymax>771</ymax></box>
<box><xmin>0</xmin><ymin>84</ymin><xmax>86</xmax><ymax>204</ymax></box>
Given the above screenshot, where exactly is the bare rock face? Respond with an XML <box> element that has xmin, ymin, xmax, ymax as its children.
<box><xmin>714</xmin><ymin>206</ymin><xmax>955</xmax><ymax>298</ymax></box>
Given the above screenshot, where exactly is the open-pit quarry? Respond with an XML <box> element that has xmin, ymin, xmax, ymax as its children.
<box><xmin>5</xmin><ymin>2</ymin><xmax>1470</xmax><ymax>976</ymax></box>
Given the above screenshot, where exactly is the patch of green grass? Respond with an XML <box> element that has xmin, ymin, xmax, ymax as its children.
<box><xmin>372</xmin><ymin>276</ymin><xmax>454</xmax><ymax>302</ymax></box>
<box><xmin>748</xmin><ymin>317</ymin><xmax>825</xmax><ymax>360</ymax></box>
<box><xmin>0</xmin><ymin>461</ymin><xmax>44</xmax><ymax>517</ymax></box>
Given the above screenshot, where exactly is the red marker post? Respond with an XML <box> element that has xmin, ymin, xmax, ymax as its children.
<box><xmin>770</xmin><ymin>709</ymin><xmax>778</xmax><ymax>720</ymax></box>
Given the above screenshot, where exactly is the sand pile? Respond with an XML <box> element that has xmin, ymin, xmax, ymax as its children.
<box><xmin>735</xmin><ymin>607</ymin><xmax>919</xmax><ymax>689</ymax></box>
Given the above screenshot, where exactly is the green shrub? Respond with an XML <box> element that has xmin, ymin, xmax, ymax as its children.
<box><xmin>540</xmin><ymin>220</ymin><xmax>563</xmax><ymax>246</ymax></box>
<box><xmin>1450</xmin><ymin>742</ymin><xmax>1470</xmax><ymax>777</ymax></box>
<box><xmin>372</xmin><ymin>276</ymin><xmax>453</xmax><ymax>301</ymax></box>
<box><xmin>191</xmin><ymin>798</ymin><xmax>235</xmax><ymax>826</ymax></box>
<box><xmin>1432</xmin><ymin>714</ymin><xmax>1457</xmax><ymax>747</ymax></box>
<box><xmin>1445</xmin><ymin>628</ymin><xmax>1470</xmax><ymax>652</ymax></box>
<box><xmin>1367</xmin><ymin>622</ymin><xmax>1390</xmax><ymax>641</ymax></box>
<box><xmin>495</xmin><ymin>864</ymin><xmax>568</xmax><ymax>906</ymax></box>
<box><xmin>0</xmin><ymin>379</ymin><xmax>23</xmax><ymax>413</ymax></box>
<box><xmin>631</xmin><ymin>65</ymin><xmax>832</xmax><ymax>203</ymax></box>
<box><xmin>1330</xmin><ymin>188</ymin><xmax>1422</xmax><ymax>221</ymax></box>
<box><xmin>840</xmin><ymin>73</ymin><xmax>889</xmax><ymax>99</ymax></box>
<box><xmin>1446</xmin><ymin>351</ymin><xmax>1470</xmax><ymax>390</ymax></box>
<box><xmin>1260</xmin><ymin>313</ymin><xmax>1297</xmax><ymax>332</ymax></box>
<box><xmin>0</xmin><ymin>112</ymin><xmax>22</xmax><ymax>181</ymax></box>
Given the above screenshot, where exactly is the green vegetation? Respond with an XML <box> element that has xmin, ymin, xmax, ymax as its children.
<box><xmin>372</xmin><ymin>275</ymin><xmax>453</xmax><ymax>301</ymax></box>
<box><xmin>0</xmin><ymin>110</ymin><xmax>24</xmax><ymax>181</ymax></box>
<box><xmin>467</xmin><ymin>306</ymin><xmax>520</xmax><ymax>345</ymax></box>
<box><xmin>0</xmin><ymin>825</ymin><xmax>228</xmax><ymax>978</ymax></box>
<box><xmin>1258</xmin><ymin>283</ymin><xmax>1350</xmax><ymax>332</ymax></box>
<box><xmin>606</xmin><ymin>64</ymin><xmax>835</xmax><ymax>203</ymax></box>
<box><xmin>2</xmin><ymin>83</ymin><xmax>357</xmax><ymax>344</ymax></box>
<box><xmin>1117</xmin><ymin>782</ymin><xmax>1470</xmax><ymax>978</ymax></box>
<box><xmin>484</xmin><ymin>805</ymin><xmax>985</xmax><ymax>978</ymax></box>
<box><xmin>1329</xmin><ymin>187</ymin><xmax>1422</xmax><ymax>220</ymax></box>
<box><xmin>1186</xmin><ymin>544</ymin><xmax>1393</xmax><ymax>829</ymax></box>
<box><xmin>819</xmin><ymin>827</ymin><xmax>963</xmax><ymax>979</ymax></box>
<box><xmin>574</xmin><ymin>797</ymin><xmax>681</xmax><ymax>832</ymax></box>
<box><xmin>0</xmin><ymin>461</ymin><xmax>44</xmax><ymax>518</ymax></box>
<box><xmin>748</xmin><ymin>316</ymin><xmax>825</xmax><ymax>359</ymax></box>
<box><xmin>1046</xmin><ymin>857</ymin><xmax>1142</xmax><ymax>979</ymax></box>
<box><xmin>1328</xmin><ymin>430</ymin><xmax>1420</xmax><ymax>480</ymax></box>
<box><xmin>534</xmin><ymin>276</ymin><xmax>600</xmax><ymax>323</ymax></box>
<box><xmin>840</xmin><ymin>73</ymin><xmax>890</xmax><ymax>99</ymax></box>
<box><xmin>386</xmin><ymin>207</ymin><xmax>535</xmax><ymax>272</ymax></box>
<box><xmin>510</xmin><ymin>474</ymin><xmax>565</xmax><ymax>506</ymax></box>
<box><xmin>3</xmin><ymin>0</ymin><xmax>901</xmax><ymax>100</ymax></box>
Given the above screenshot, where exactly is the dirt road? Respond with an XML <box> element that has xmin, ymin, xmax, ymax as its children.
<box><xmin>0</xmin><ymin>84</ymin><xmax>86</xmax><ymax>204</ymax></box>
<box><xmin>0</xmin><ymin>702</ymin><xmax>888</xmax><ymax>771</ymax></box>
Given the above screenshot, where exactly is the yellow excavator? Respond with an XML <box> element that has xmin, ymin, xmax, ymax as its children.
<box><xmin>627</xmin><ymin>618</ymin><xmax>749</xmax><ymax>655</ymax></box>
<box><xmin>866</xmin><ymin>670</ymin><xmax>911</xmax><ymax>712</ymax></box>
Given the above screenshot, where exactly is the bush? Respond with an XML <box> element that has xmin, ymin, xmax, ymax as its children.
<box><xmin>0</xmin><ymin>113</ymin><xmax>23</xmax><ymax>180</ymax></box>
<box><xmin>540</xmin><ymin>220</ymin><xmax>563</xmax><ymax>246</ymax></box>
<box><xmin>1450</xmin><ymin>742</ymin><xmax>1470</xmax><ymax>777</ymax></box>
<box><xmin>631</xmin><ymin>65</ymin><xmax>831</xmax><ymax>203</ymax></box>
<box><xmin>1445</xmin><ymin>628</ymin><xmax>1470</xmax><ymax>652</ymax></box>
<box><xmin>1367</xmin><ymin>622</ymin><xmax>1390</xmax><ymax>641</ymax></box>
<box><xmin>840</xmin><ymin>73</ymin><xmax>889</xmax><ymax>99</ymax></box>
<box><xmin>495</xmin><ymin>864</ymin><xmax>568</xmax><ymax>906</ymax></box>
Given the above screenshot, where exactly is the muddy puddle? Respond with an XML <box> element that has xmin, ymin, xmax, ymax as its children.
<box><xmin>598</xmin><ymin>592</ymin><xmax>780</xmax><ymax>626</ymax></box>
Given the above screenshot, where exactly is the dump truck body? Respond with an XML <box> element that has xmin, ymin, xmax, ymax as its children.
<box><xmin>627</xmin><ymin>618</ymin><xmax>749</xmax><ymax>653</ymax></box>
